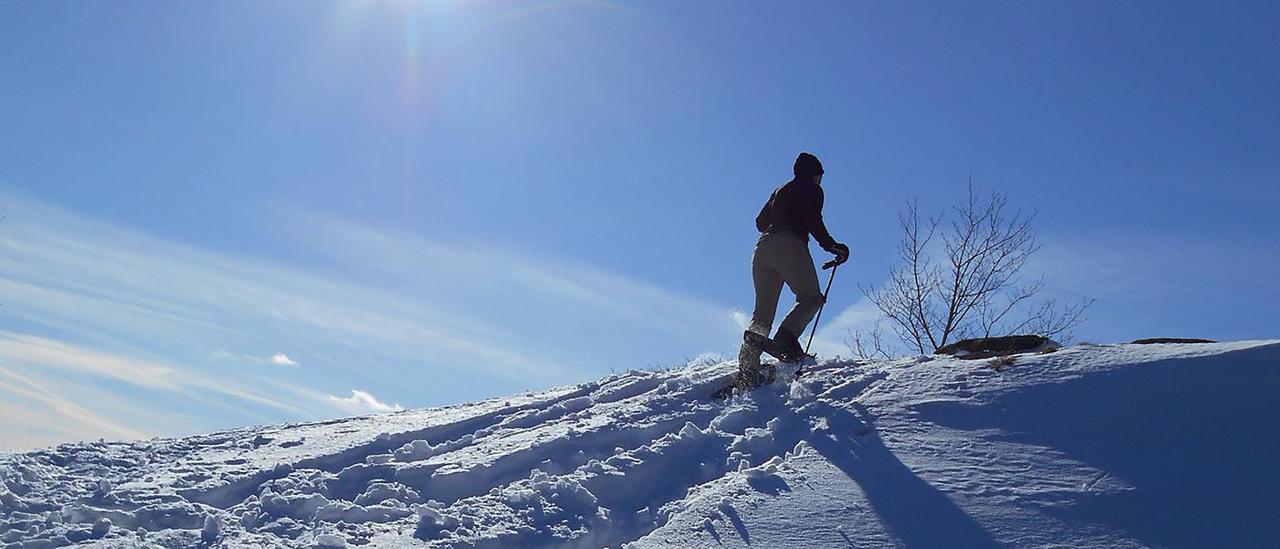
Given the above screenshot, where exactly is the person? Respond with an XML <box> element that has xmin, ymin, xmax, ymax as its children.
<box><xmin>738</xmin><ymin>152</ymin><xmax>849</xmax><ymax>388</ymax></box>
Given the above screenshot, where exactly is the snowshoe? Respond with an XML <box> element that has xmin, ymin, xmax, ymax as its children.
<box><xmin>710</xmin><ymin>365</ymin><xmax>776</xmax><ymax>400</ymax></box>
<box><xmin>745</xmin><ymin>330</ymin><xmax>813</xmax><ymax>363</ymax></box>
<box><xmin>711</xmin><ymin>332</ymin><xmax>791</xmax><ymax>400</ymax></box>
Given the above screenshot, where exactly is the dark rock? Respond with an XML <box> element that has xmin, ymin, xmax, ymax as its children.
<box><xmin>64</xmin><ymin>528</ymin><xmax>94</xmax><ymax>543</ymax></box>
<box><xmin>1131</xmin><ymin>338</ymin><xmax>1216</xmax><ymax>344</ymax></box>
<box><xmin>133</xmin><ymin>502</ymin><xmax>204</xmax><ymax>530</ymax></box>
<box><xmin>935</xmin><ymin>335</ymin><xmax>1054</xmax><ymax>359</ymax></box>
<box><xmin>91</xmin><ymin>518</ymin><xmax>112</xmax><ymax>538</ymax></box>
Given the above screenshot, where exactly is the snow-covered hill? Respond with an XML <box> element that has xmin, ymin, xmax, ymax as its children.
<box><xmin>3</xmin><ymin>340</ymin><xmax>1279</xmax><ymax>548</ymax></box>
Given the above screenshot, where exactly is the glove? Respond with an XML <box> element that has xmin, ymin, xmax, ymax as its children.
<box><xmin>825</xmin><ymin>242</ymin><xmax>850</xmax><ymax>269</ymax></box>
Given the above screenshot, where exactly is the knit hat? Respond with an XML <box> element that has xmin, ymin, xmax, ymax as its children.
<box><xmin>793</xmin><ymin>152</ymin><xmax>824</xmax><ymax>178</ymax></box>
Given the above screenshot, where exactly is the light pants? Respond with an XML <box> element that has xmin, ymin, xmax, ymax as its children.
<box><xmin>738</xmin><ymin>232</ymin><xmax>823</xmax><ymax>375</ymax></box>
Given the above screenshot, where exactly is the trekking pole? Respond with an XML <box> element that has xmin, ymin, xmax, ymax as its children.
<box><xmin>805</xmin><ymin>261</ymin><xmax>840</xmax><ymax>355</ymax></box>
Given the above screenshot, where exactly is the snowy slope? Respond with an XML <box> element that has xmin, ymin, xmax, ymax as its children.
<box><xmin>2</xmin><ymin>340</ymin><xmax>1279</xmax><ymax>548</ymax></box>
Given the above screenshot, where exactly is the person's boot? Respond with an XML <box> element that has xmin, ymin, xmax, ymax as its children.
<box><xmin>773</xmin><ymin>328</ymin><xmax>806</xmax><ymax>362</ymax></box>
<box><xmin>736</xmin><ymin>341</ymin><xmax>766</xmax><ymax>389</ymax></box>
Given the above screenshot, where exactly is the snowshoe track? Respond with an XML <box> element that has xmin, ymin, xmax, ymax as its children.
<box><xmin>0</xmin><ymin>357</ymin><xmax>885</xmax><ymax>547</ymax></box>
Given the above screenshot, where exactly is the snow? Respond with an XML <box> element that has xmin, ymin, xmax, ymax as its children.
<box><xmin>2</xmin><ymin>340</ymin><xmax>1279</xmax><ymax>547</ymax></box>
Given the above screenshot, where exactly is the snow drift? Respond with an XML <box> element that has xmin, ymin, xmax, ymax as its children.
<box><xmin>2</xmin><ymin>340</ymin><xmax>1278</xmax><ymax>548</ymax></box>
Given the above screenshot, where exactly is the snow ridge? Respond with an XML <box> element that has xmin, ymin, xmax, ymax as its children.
<box><xmin>2</xmin><ymin>340</ymin><xmax>1279</xmax><ymax>547</ymax></box>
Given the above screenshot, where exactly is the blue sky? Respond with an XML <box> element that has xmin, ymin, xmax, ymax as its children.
<box><xmin>1</xmin><ymin>1</ymin><xmax>1277</xmax><ymax>451</ymax></box>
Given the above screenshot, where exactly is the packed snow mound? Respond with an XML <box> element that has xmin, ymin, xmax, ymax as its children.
<box><xmin>3</xmin><ymin>341</ymin><xmax>1280</xmax><ymax>548</ymax></box>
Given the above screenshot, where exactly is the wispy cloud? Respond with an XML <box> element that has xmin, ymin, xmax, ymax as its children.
<box><xmin>0</xmin><ymin>332</ymin><xmax>304</xmax><ymax>420</ymax></box>
<box><xmin>326</xmin><ymin>389</ymin><xmax>403</xmax><ymax>414</ymax></box>
<box><xmin>280</xmin><ymin>214</ymin><xmax>745</xmax><ymax>369</ymax></box>
<box><xmin>0</xmin><ymin>191</ymin><xmax>740</xmax><ymax>450</ymax></box>
<box><xmin>0</xmin><ymin>332</ymin><xmax>180</xmax><ymax>391</ymax></box>
<box><xmin>0</xmin><ymin>364</ymin><xmax>149</xmax><ymax>443</ymax></box>
<box><xmin>270</xmin><ymin>353</ymin><xmax>300</xmax><ymax>367</ymax></box>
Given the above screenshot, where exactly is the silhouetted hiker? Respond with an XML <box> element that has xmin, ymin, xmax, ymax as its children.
<box><xmin>738</xmin><ymin>152</ymin><xmax>848</xmax><ymax>388</ymax></box>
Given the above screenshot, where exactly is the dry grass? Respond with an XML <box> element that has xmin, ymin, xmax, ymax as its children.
<box><xmin>988</xmin><ymin>355</ymin><xmax>1018</xmax><ymax>371</ymax></box>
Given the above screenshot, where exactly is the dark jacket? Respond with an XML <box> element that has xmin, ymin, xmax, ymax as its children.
<box><xmin>755</xmin><ymin>178</ymin><xmax>838</xmax><ymax>251</ymax></box>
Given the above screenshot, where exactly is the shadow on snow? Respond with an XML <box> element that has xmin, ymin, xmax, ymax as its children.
<box><xmin>914</xmin><ymin>343</ymin><xmax>1280</xmax><ymax>547</ymax></box>
<box><xmin>758</xmin><ymin>393</ymin><xmax>1000</xmax><ymax>548</ymax></box>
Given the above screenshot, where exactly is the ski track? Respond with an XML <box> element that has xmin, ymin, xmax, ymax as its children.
<box><xmin>2</xmin><ymin>340</ymin><xmax>1278</xmax><ymax>547</ymax></box>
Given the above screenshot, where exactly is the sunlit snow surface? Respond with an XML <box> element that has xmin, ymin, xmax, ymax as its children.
<box><xmin>3</xmin><ymin>341</ymin><xmax>1279</xmax><ymax>548</ymax></box>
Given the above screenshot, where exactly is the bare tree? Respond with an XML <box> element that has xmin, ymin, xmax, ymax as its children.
<box><xmin>862</xmin><ymin>183</ymin><xmax>1092</xmax><ymax>354</ymax></box>
<box><xmin>846</xmin><ymin>319</ymin><xmax>893</xmax><ymax>360</ymax></box>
